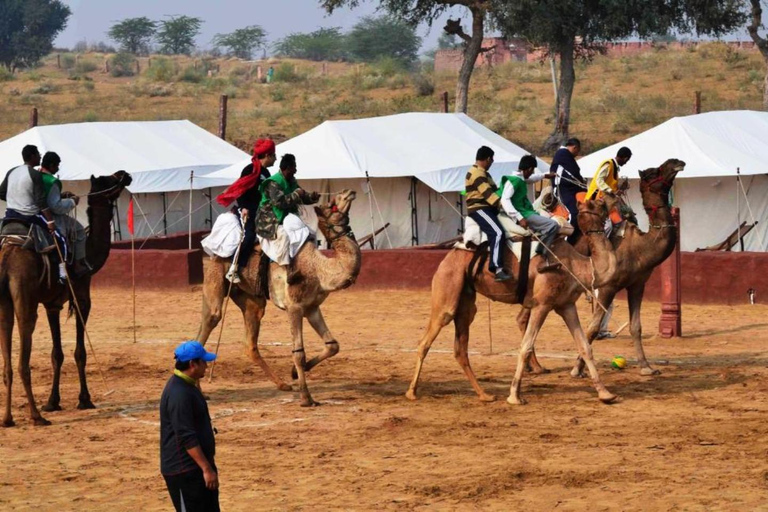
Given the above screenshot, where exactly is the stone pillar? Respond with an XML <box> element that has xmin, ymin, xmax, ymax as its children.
<box><xmin>658</xmin><ymin>207</ymin><xmax>682</xmax><ymax>338</ymax></box>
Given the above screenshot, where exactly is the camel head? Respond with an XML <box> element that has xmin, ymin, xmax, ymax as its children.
<box><xmin>88</xmin><ymin>170</ymin><xmax>133</xmax><ymax>207</ymax></box>
<box><xmin>315</xmin><ymin>189</ymin><xmax>356</xmax><ymax>242</ymax></box>
<box><xmin>577</xmin><ymin>197</ymin><xmax>609</xmax><ymax>235</ymax></box>
<box><xmin>638</xmin><ymin>159</ymin><xmax>685</xmax><ymax>212</ymax></box>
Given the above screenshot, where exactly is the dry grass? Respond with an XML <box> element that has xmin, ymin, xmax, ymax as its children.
<box><xmin>0</xmin><ymin>43</ymin><xmax>765</xmax><ymax>155</ymax></box>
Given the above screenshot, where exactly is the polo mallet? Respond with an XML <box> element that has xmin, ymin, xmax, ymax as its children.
<box><xmin>51</xmin><ymin>234</ymin><xmax>114</xmax><ymax>397</ymax></box>
<box><xmin>208</xmin><ymin>210</ymin><xmax>248</xmax><ymax>382</ymax></box>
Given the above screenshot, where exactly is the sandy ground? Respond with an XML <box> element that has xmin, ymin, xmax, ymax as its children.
<box><xmin>1</xmin><ymin>287</ymin><xmax>767</xmax><ymax>511</ymax></box>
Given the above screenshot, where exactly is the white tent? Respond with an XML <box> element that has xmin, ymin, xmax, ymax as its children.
<box><xmin>204</xmin><ymin>113</ymin><xmax>546</xmax><ymax>247</ymax></box>
<box><xmin>578</xmin><ymin>111</ymin><xmax>768</xmax><ymax>252</ymax></box>
<box><xmin>0</xmin><ymin>120</ymin><xmax>245</xmax><ymax>193</ymax></box>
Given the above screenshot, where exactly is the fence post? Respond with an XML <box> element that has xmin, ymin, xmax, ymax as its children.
<box><xmin>442</xmin><ymin>91</ymin><xmax>449</xmax><ymax>113</ymax></box>
<box><xmin>218</xmin><ymin>95</ymin><xmax>228</xmax><ymax>140</ymax></box>
<box><xmin>29</xmin><ymin>107</ymin><xmax>38</xmax><ymax>128</ymax></box>
<box><xmin>658</xmin><ymin>207</ymin><xmax>682</xmax><ymax>338</ymax></box>
<box><xmin>693</xmin><ymin>91</ymin><xmax>701</xmax><ymax>114</ymax></box>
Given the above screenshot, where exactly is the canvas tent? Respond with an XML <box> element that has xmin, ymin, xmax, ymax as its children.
<box><xmin>204</xmin><ymin>112</ymin><xmax>548</xmax><ymax>247</ymax></box>
<box><xmin>578</xmin><ymin>110</ymin><xmax>768</xmax><ymax>252</ymax></box>
<box><xmin>0</xmin><ymin>120</ymin><xmax>248</xmax><ymax>239</ymax></box>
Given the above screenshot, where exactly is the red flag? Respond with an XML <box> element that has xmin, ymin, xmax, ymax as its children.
<box><xmin>127</xmin><ymin>196</ymin><xmax>135</xmax><ymax>236</ymax></box>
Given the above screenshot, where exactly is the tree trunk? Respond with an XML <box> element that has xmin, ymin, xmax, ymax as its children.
<box><xmin>542</xmin><ymin>40</ymin><xmax>576</xmax><ymax>153</ymax></box>
<box><xmin>455</xmin><ymin>7</ymin><xmax>485</xmax><ymax>114</ymax></box>
<box><xmin>747</xmin><ymin>0</ymin><xmax>768</xmax><ymax>110</ymax></box>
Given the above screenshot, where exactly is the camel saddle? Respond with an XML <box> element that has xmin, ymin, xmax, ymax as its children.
<box><xmin>0</xmin><ymin>219</ymin><xmax>57</xmax><ymax>255</ymax></box>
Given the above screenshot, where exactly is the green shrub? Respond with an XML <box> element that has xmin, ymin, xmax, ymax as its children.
<box><xmin>0</xmin><ymin>67</ymin><xmax>14</xmax><ymax>82</ymax></box>
<box><xmin>411</xmin><ymin>74</ymin><xmax>434</xmax><ymax>97</ymax></box>
<box><xmin>370</xmin><ymin>56</ymin><xmax>406</xmax><ymax>77</ymax></box>
<box><xmin>110</xmin><ymin>53</ymin><xmax>136</xmax><ymax>77</ymax></box>
<box><xmin>75</xmin><ymin>59</ymin><xmax>98</xmax><ymax>74</ymax></box>
<box><xmin>83</xmin><ymin>111</ymin><xmax>99</xmax><ymax>122</ymax></box>
<box><xmin>273</xmin><ymin>63</ymin><xmax>305</xmax><ymax>83</ymax></box>
<box><xmin>178</xmin><ymin>65</ymin><xmax>204</xmax><ymax>83</ymax></box>
<box><xmin>30</xmin><ymin>81</ymin><xmax>60</xmax><ymax>94</ymax></box>
<box><xmin>60</xmin><ymin>54</ymin><xmax>76</xmax><ymax>70</ymax></box>
<box><xmin>146</xmin><ymin>58</ymin><xmax>176</xmax><ymax>82</ymax></box>
<box><xmin>269</xmin><ymin>84</ymin><xmax>286</xmax><ymax>101</ymax></box>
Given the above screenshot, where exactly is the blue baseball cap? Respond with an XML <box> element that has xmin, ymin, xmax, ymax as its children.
<box><xmin>174</xmin><ymin>341</ymin><xmax>217</xmax><ymax>363</ymax></box>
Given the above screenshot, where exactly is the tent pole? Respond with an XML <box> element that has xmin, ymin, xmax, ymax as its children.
<box><xmin>410</xmin><ymin>177</ymin><xmax>419</xmax><ymax>246</ymax></box>
<box><xmin>189</xmin><ymin>171</ymin><xmax>194</xmax><ymax>250</ymax></box>
<box><xmin>162</xmin><ymin>192</ymin><xmax>168</xmax><ymax>235</ymax></box>
<box><xmin>736</xmin><ymin>168</ymin><xmax>744</xmax><ymax>252</ymax></box>
<box><xmin>457</xmin><ymin>193</ymin><xmax>464</xmax><ymax>235</ymax></box>
<box><xmin>365</xmin><ymin>172</ymin><xmax>375</xmax><ymax>249</ymax></box>
<box><xmin>207</xmin><ymin>187</ymin><xmax>213</xmax><ymax>229</ymax></box>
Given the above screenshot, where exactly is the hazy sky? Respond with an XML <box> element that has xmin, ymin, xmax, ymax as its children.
<box><xmin>55</xmin><ymin>0</ymin><xmax>468</xmax><ymax>53</ymax></box>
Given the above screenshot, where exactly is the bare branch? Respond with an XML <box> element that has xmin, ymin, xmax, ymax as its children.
<box><xmin>747</xmin><ymin>0</ymin><xmax>768</xmax><ymax>57</ymax></box>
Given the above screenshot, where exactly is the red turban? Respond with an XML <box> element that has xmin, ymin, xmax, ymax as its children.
<box><xmin>217</xmin><ymin>138</ymin><xmax>275</xmax><ymax>207</ymax></box>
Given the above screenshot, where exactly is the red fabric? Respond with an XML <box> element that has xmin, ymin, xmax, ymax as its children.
<box><xmin>216</xmin><ymin>139</ymin><xmax>275</xmax><ymax>207</ymax></box>
<box><xmin>127</xmin><ymin>196</ymin><xmax>135</xmax><ymax>235</ymax></box>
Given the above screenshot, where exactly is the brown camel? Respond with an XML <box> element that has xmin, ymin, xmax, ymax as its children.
<box><xmin>405</xmin><ymin>198</ymin><xmax>619</xmax><ymax>405</ymax></box>
<box><xmin>197</xmin><ymin>189</ymin><xmax>361</xmax><ymax>406</ymax></box>
<box><xmin>524</xmin><ymin>158</ymin><xmax>686</xmax><ymax>377</ymax></box>
<box><xmin>1</xmin><ymin>171</ymin><xmax>132</xmax><ymax>426</ymax></box>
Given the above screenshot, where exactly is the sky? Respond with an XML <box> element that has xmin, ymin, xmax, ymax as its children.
<box><xmin>54</xmin><ymin>0</ymin><xmax>468</xmax><ymax>53</ymax></box>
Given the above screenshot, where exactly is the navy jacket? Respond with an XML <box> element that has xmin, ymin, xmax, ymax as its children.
<box><xmin>550</xmin><ymin>148</ymin><xmax>586</xmax><ymax>197</ymax></box>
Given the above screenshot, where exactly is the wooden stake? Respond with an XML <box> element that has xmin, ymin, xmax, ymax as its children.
<box><xmin>693</xmin><ymin>91</ymin><xmax>701</xmax><ymax>114</ymax></box>
<box><xmin>218</xmin><ymin>95</ymin><xmax>228</xmax><ymax>139</ymax></box>
<box><xmin>487</xmin><ymin>298</ymin><xmax>493</xmax><ymax>354</ymax></box>
<box><xmin>29</xmin><ymin>107</ymin><xmax>38</xmax><ymax>128</ymax></box>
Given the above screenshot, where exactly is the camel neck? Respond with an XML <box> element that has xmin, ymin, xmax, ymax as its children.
<box><xmin>316</xmin><ymin>235</ymin><xmax>361</xmax><ymax>292</ymax></box>
<box><xmin>86</xmin><ymin>204</ymin><xmax>114</xmax><ymax>274</ymax></box>
<box><xmin>580</xmin><ymin>232</ymin><xmax>617</xmax><ymax>288</ymax></box>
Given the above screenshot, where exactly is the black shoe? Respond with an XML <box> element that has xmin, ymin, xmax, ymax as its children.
<box><xmin>494</xmin><ymin>269</ymin><xmax>513</xmax><ymax>282</ymax></box>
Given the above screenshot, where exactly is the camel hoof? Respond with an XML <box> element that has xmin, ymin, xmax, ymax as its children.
<box><xmin>77</xmin><ymin>401</ymin><xmax>96</xmax><ymax>410</ymax></box>
<box><xmin>277</xmin><ymin>382</ymin><xmax>293</xmax><ymax>392</ymax></box>
<box><xmin>300</xmin><ymin>400</ymin><xmax>320</xmax><ymax>408</ymax></box>
<box><xmin>640</xmin><ymin>367</ymin><xmax>661</xmax><ymax>376</ymax></box>
<box><xmin>506</xmin><ymin>395</ymin><xmax>527</xmax><ymax>405</ymax></box>
<box><xmin>529</xmin><ymin>366</ymin><xmax>551</xmax><ymax>375</ymax></box>
<box><xmin>42</xmin><ymin>403</ymin><xmax>62</xmax><ymax>412</ymax></box>
<box><xmin>570</xmin><ymin>367</ymin><xmax>586</xmax><ymax>378</ymax></box>
<box><xmin>33</xmin><ymin>417</ymin><xmax>52</xmax><ymax>426</ymax></box>
<box><xmin>478</xmin><ymin>393</ymin><xmax>497</xmax><ymax>402</ymax></box>
<box><xmin>405</xmin><ymin>390</ymin><xmax>419</xmax><ymax>401</ymax></box>
<box><xmin>599</xmin><ymin>393</ymin><xmax>620</xmax><ymax>404</ymax></box>
<box><xmin>2</xmin><ymin>418</ymin><xmax>15</xmax><ymax>428</ymax></box>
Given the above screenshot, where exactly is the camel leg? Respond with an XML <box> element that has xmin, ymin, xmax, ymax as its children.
<box><xmin>230</xmin><ymin>292</ymin><xmax>291</xmax><ymax>392</ymax></box>
<box><xmin>43</xmin><ymin>307</ymin><xmax>64</xmax><ymax>412</ymax></box>
<box><xmin>559</xmin><ymin>303</ymin><xmax>617</xmax><ymax>403</ymax></box>
<box><xmin>15</xmin><ymin>292</ymin><xmax>49</xmax><ymax>425</ymax></box>
<box><xmin>73</xmin><ymin>291</ymin><xmax>95</xmax><ymax>410</ymax></box>
<box><xmin>518</xmin><ymin>307</ymin><xmax>549</xmax><ymax>374</ymax></box>
<box><xmin>1</xmin><ymin>296</ymin><xmax>14</xmax><ymax>427</ymax></box>
<box><xmin>291</xmin><ymin>307</ymin><xmax>338</xmax><ymax>379</ymax></box>
<box><xmin>196</xmin><ymin>272</ymin><xmax>226</xmax><ymax>344</ymax></box>
<box><xmin>508</xmin><ymin>305</ymin><xmax>550</xmax><ymax>405</ymax></box>
<box><xmin>571</xmin><ymin>289</ymin><xmax>617</xmax><ymax>378</ymax></box>
<box><xmin>288</xmin><ymin>305</ymin><xmax>317</xmax><ymax>407</ymax></box>
<box><xmin>453</xmin><ymin>293</ymin><xmax>495</xmax><ymax>401</ymax></box>
<box><xmin>627</xmin><ymin>283</ymin><xmax>658</xmax><ymax>376</ymax></box>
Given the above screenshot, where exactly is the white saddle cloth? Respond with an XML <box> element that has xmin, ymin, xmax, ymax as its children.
<box><xmin>456</xmin><ymin>213</ymin><xmax>539</xmax><ymax>260</ymax></box>
<box><xmin>259</xmin><ymin>205</ymin><xmax>319</xmax><ymax>266</ymax></box>
<box><xmin>201</xmin><ymin>212</ymin><xmax>242</xmax><ymax>258</ymax></box>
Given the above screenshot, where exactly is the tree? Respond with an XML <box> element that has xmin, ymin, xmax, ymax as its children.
<box><xmin>107</xmin><ymin>17</ymin><xmax>156</xmax><ymax>55</ymax></box>
<box><xmin>321</xmin><ymin>1</ymin><xmax>493</xmax><ymax>114</ymax></box>
<box><xmin>493</xmin><ymin>0</ymin><xmax>746</xmax><ymax>151</ymax></box>
<box><xmin>156</xmin><ymin>15</ymin><xmax>202</xmax><ymax>55</ymax></box>
<box><xmin>346</xmin><ymin>15</ymin><xmax>422</xmax><ymax>65</ymax></box>
<box><xmin>213</xmin><ymin>25</ymin><xmax>267</xmax><ymax>59</ymax></box>
<box><xmin>0</xmin><ymin>0</ymin><xmax>71</xmax><ymax>71</ymax></box>
<box><xmin>747</xmin><ymin>0</ymin><xmax>768</xmax><ymax>110</ymax></box>
<box><xmin>274</xmin><ymin>27</ymin><xmax>348</xmax><ymax>61</ymax></box>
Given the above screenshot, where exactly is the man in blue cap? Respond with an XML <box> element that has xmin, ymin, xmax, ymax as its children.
<box><xmin>160</xmin><ymin>341</ymin><xmax>220</xmax><ymax>512</ymax></box>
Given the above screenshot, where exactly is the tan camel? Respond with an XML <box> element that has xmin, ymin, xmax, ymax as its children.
<box><xmin>197</xmin><ymin>190</ymin><xmax>361</xmax><ymax>406</ymax></box>
<box><xmin>405</xmin><ymin>198</ymin><xmax>619</xmax><ymax>405</ymax></box>
<box><xmin>524</xmin><ymin>158</ymin><xmax>686</xmax><ymax>377</ymax></box>
<box><xmin>1</xmin><ymin>171</ymin><xmax>132</xmax><ymax>426</ymax></box>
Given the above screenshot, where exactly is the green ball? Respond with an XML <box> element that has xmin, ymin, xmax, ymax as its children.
<box><xmin>611</xmin><ymin>356</ymin><xmax>627</xmax><ymax>369</ymax></box>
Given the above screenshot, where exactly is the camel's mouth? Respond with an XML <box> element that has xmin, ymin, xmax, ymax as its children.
<box><xmin>334</xmin><ymin>189</ymin><xmax>356</xmax><ymax>214</ymax></box>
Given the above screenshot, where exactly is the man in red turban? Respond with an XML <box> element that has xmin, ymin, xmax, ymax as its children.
<box><xmin>216</xmin><ymin>138</ymin><xmax>276</xmax><ymax>283</ymax></box>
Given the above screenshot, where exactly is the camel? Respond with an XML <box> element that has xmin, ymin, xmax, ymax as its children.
<box><xmin>524</xmin><ymin>158</ymin><xmax>686</xmax><ymax>378</ymax></box>
<box><xmin>0</xmin><ymin>171</ymin><xmax>132</xmax><ymax>426</ymax></box>
<box><xmin>197</xmin><ymin>189</ymin><xmax>361</xmax><ymax>407</ymax></box>
<box><xmin>405</xmin><ymin>198</ymin><xmax>619</xmax><ymax>405</ymax></box>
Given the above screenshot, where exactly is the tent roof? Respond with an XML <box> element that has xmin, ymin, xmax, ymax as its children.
<box><xmin>0</xmin><ymin>120</ymin><xmax>247</xmax><ymax>193</ymax></box>
<box><xmin>578</xmin><ymin>110</ymin><xmax>768</xmax><ymax>179</ymax></box>
<box><xmin>203</xmin><ymin>113</ymin><xmax>548</xmax><ymax>193</ymax></box>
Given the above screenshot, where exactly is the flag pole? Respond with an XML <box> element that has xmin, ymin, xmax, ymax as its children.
<box><xmin>128</xmin><ymin>194</ymin><xmax>137</xmax><ymax>343</ymax></box>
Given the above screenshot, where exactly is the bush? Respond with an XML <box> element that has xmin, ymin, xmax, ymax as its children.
<box><xmin>370</xmin><ymin>56</ymin><xmax>407</xmax><ymax>77</ymax></box>
<box><xmin>146</xmin><ymin>58</ymin><xmax>176</xmax><ymax>82</ymax></box>
<box><xmin>110</xmin><ymin>53</ymin><xmax>136</xmax><ymax>77</ymax></box>
<box><xmin>29</xmin><ymin>81</ymin><xmax>60</xmax><ymax>94</ymax></box>
<box><xmin>178</xmin><ymin>65</ymin><xmax>204</xmax><ymax>83</ymax></box>
<box><xmin>273</xmin><ymin>63</ymin><xmax>305</xmax><ymax>83</ymax></box>
<box><xmin>411</xmin><ymin>74</ymin><xmax>434</xmax><ymax>97</ymax></box>
<box><xmin>75</xmin><ymin>59</ymin><xmax>99</xmax><ymax>74</ymax></box>
<box><xmin>83</xmin><ymin>111</ymin><xmax>99</xmax><ymax>122</ymax></box>
<box><xmin>61</xmin><ymin>54</ymin><xmax>76</xmax><ymax>70</ymax></box>
<box><xmin>0</xmin><ymin>67</ymin><xmax>14</xmax><ymax>82</ymax></box>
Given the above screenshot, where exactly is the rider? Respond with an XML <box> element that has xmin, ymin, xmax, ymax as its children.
<box><xmin>550</xmin><ymin>138</ymin><xmax>586</xmax><ymax>245</ymax></box>
<box><xmin>216</xmin><ymin>138</ymin><xmax>276</xmax><ymax>284</ymax></box>
<box><xmin>586</xmin><ymin>146</ymin><xmax>633</xmax><ymax>233</ymax></box>
<box><xmin>39</xmin><ymin>152</ymin><xmax>91</xmax><ymax>277</ymax></box>
<box><xmin>499</xmin><ymin>155</ymin><xmax>561</xmax><ymax>272</ymax></box>
<box><xmin>465</xmin><ymin>146</ymin><xmax>512</xmax><ymax>282</ymax></box>
<box><xmin>0</xmin><ymin>145</ymin><xmax>56</xmax><ymax>234</ymax></box>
